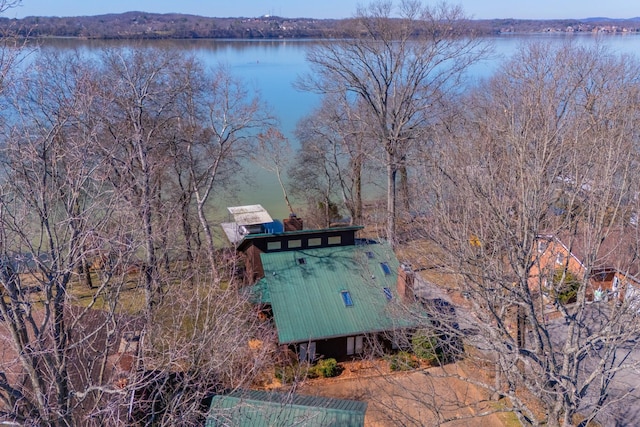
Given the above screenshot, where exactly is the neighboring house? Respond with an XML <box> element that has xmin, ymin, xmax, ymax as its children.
<box><xmin>225</xmin><ymin>206</ymin><xmax>421</xmax><ymax>361</ymax></box>
<box><xmin>206</xmin><ymin>389</ymin><xmax>367</xmax><ymax>427</ymax></box>
<box><xmin>533</xmin><ymin>229</ymin><xmax>640</xmax><ymax>304</ymax></box>
<box><xmin>530</xmin><ymin>235</ymin><xmax>586</xmax><ymax>301</ymax></box>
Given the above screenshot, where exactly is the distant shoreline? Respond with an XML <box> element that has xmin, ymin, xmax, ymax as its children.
<box><xmin>1</xmin><ymin>12</ymin><xmax>639</xmax><ymax>40</ymax></box>
<box><xmin>29</xmin><ymin>32</ymin><xmax>640</xmax><ymax>42</ymax></box>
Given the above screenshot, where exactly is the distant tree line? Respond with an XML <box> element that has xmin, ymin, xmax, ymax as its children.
<box><xmin>0</xmin><ymin>11</ymin><xmax>638</xmax><ymax>39</ymax></box>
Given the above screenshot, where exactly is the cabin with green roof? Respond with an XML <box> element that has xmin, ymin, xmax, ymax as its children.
<box><xmin>230</xmin><ymin>213</ymin><xmax>421</xmax><ymax>361</ymax></box>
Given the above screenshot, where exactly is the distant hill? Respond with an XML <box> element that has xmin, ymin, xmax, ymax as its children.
<box><xmin>0</xmin><ymin>12</ymin><xmax>637</xmax><ymax>39</ymax></box>
<box><xmin>0</xmin><ymin>12</ymin><xmax>344</xmax><ymax>39</ymax></box>
<box><xmin>582</xmin><ymin>17</ymin><xmax>640</xmax><ymax>22</ymax></box>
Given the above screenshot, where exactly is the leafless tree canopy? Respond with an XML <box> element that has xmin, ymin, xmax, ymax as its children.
<box><xmin>2</xmin><ymin>1</ymin><xmax>640</xmax><ymax>426</ymax></box>
<box><xmin>413</xmin><ymin>41</ymin><xmax>640</xmax><ymax>426</ymax></box>
<box><xmin>0</xmin><ymin>37</ymin><xmax>276</xmax><ymax>427</ymax></box>
<box><xmin>297</xmin><ymin>0</ymin><xmax>490</xmax><ymax>246</ymax></box>
<box><xmin>296</xmin><ymin>26</ymin><xmax>640</xmax><ymax>427</ymax></box>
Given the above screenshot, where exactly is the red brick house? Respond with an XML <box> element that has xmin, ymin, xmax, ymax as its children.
<box><xmin>532</xmin><ymin>228</ymin><xmax>640</xmax><ymax>305</ymax></box>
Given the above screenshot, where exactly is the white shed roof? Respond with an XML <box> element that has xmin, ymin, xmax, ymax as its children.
<box><xmin>227</xmin><ymin>205</ymin><xmax>273</xmax><ymax>226</ymax></box>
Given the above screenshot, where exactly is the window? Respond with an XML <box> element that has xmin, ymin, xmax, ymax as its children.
<box><xmin>347</xmin><ymin>337</ymin><xmax>355</xmax><ymax>355</ymax></box>
<box><xmin>288</xmin><ymin>239</ymin><xmax>301</xmax><ymax>249</ymax></box>
<box><xmin>341</xmin><ymin>290</ymin><xmax>353</xmax><ymax>307</ymax></box>
<box><xmin>328</xmin><ymin>236</ymin><xmax>341</xmax><ymax>245</ymax></box>
<box><xmin>347</xmin><ymin>336</ymin><xmax>364</xmax><ymax>355</ymax></box>
<box><xmin>308</xmin><ymin>237</ymin><xmax>322</xmax><ymax>247</ymax></box>
<box><xmin>267</xmin><ymin>241</ymin><xmax>281</xmax><ymax>251</ymax></box>
<box><xmin>538</xmin><ymin>241</ymin><xmax>548</xmax><ymax>253</ymax></box>
<box><xmin>383</xmin><ymin>287</ymin><xmax>393</xmax><ymax>301</ymax></box>
<box><xmin>380</xmin><ymin>262</ymin><xmax>392</xmax><ymax>275</ymax></box>
<box><xmin>299</xmin><ymin>342</ymin><xmax>316</xmax><ymax>362</ymax></box>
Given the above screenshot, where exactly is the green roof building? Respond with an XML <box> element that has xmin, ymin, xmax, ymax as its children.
<box><xmin>206</xmin><ymin>390</ymin><xmax>367</xmax><ymax>427</ymax></box>
<box><xmin>237</xmin><ymin>224</ymin><xmax>421</xmax><ymax>360</ymax></box>
<box><xmin>255</xmin><ymin>242</ymin><xmax>413</xmax><ymax>343</ymax></box>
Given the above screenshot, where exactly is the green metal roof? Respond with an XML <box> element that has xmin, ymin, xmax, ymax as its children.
<box><xmin>253</xmin><ymin>242</ymin><xmax>418</xmax><ymax>344</ymax></box>
<box><xmin>206</xmin><ymin>390</ymin><xmax>367</xmax><ymax>427</ymax></box>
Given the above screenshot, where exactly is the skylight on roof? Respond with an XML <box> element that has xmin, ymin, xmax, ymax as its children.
<box><xmin>380</xmin><ymin>262</ymin><xmax>392</xmax><ymax>275</ymax></box>
<box><xmin>383</xmin><ymin>287</ymin><xmax>393</xmax><ymax>301</ymax></box>
<box><xmin>366</xmin><ymin>251</ymin><xmax>374</xmax><ymax>259</ymax></box>
<box><xmin>297</xmin><ymin>258</ymin><xmax>306</xmax><ymax>265</ymax></box>
<box><xmin>341</xmin><ymin>290</ymin><xmax>353</xmax><ymax>307</ymax></box>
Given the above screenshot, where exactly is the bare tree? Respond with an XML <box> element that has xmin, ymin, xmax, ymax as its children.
<box><xmin>0</xmin><ymin>1</ymin><xmax>22</xmax><ymax>89</ymax></box>
<box><xmin>0</xmin><ymin>46</ymin><xmax>281</xmax><ymax>426</ymax></box>
<box><xmin>289</xmin><ymin>124</ymin><xmax>343</xmax><ymax>228</ymax></box>
<box><xmin>415</xmin><ymin>41</ymin><xmax>640</xmax><ymax>426</ymax></box>
<box><xmin>0</xmin><ymin>49</ymin><xmax>140</xmax><ymax>426</ymax></box>
<box><xmin>176</xmin><ymin>65</ymin><xmax>275</xmax><ymax>282</ymax></box>
<box><xmin>94</xmin><ymin>47</ymin><xmax>195</xmax><ymax>314</ymax></box>
<box><xmin>110</xmin><ymin>277</ymin><xmax>276</xmax><ymax>426</ymax></box>
<box><xmin>299</xmin><ymin>0</ymin><xmax>488</xmax><ymax>246</ymax></box>
<box><xmin>293</xmin><ymin>92</ymin><xmax>371</xmax><ymax>226</ymax></box>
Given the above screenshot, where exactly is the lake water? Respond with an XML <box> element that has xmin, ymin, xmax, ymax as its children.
<box><xmin>38</xmin><ymin>35</ymin><xmax>640</xmax><ymax>223</ymax></box>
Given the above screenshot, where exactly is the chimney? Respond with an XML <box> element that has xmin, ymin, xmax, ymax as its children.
<box><xmin>118</xmin><ymin>331</ymin><xmax>141</xmax><ymax>354</ymax></box>
<box><xmin>111</xmin><ymin>330</ymin><xmax>142</xmax><ymax>387</ymax></box>
<box><xmin>283</xmin><ymin>213</ymin><xmax>303</xmax><ymax>231</ymax></box>
<box><xmin>397</xmin><ymin>263</ymin><xmax>415</xmax><ymax>301</ymax></box>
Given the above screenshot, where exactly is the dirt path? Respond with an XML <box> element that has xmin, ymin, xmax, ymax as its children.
<box><xmin>298</xmin><ymin>360</ymin><xmax>515</xmax><ymax>426</ymax></box>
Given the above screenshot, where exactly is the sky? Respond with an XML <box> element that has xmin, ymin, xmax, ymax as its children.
<box><xmin>6</xmin><ymin>0</ymin><xmax>639</xmax><ymax>20</ymax></box>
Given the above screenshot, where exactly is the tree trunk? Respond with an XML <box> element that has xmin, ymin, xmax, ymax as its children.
<box><xmin>53</xmin><ymin>280</ymin><xmax>71</xmax><ymax>425</ymax></box>
<box><xmin>399</xmin><ymin>161</ymin><xmax>411</xmax><ymax>217</ymax></box>
<box><xmin>197</xmin><ymin>199</ymin><xmax>220</xmax><ymax>284</ymax></box>
<box><xmin>180</xmin><ymin>193</ymin><xmax>196</xmax><ymax>279</ymax></box>
<box><xmin>79</xmin><ymin>256</ymin><xmax>93</xmax><ymax>289</ymax></box>
<box><xmin>353</xmin><ymin>155</ymin><xmax>363</xmax><ymax>225</ymax></box>
<box><xmin>142</xmin><ymin>169</ymin><xmax>160</xmax><ymax>315</ymax></box>
<box><xmin>387</xmin><ymin>151</ymin><xmax>397</xmax><ymax>248</ymax></box>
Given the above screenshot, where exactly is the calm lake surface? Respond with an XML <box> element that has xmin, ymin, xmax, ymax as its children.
<box><xmin>38</xmin><ymin>35</ymin><xmax>640</xmax><ymax>223</ymax></box>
